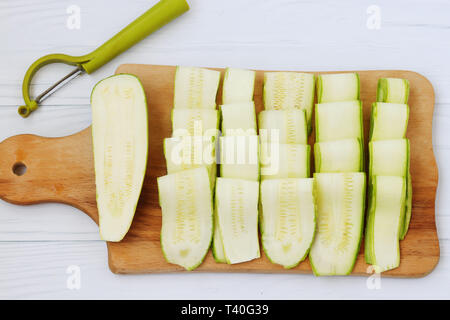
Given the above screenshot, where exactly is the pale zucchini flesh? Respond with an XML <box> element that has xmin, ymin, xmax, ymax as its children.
<box><xmin>261</xmin><ymin>178</ymin><xmax>316</xmax><ymax>268</ymax></box>
<box><xmin>158</xmin><ymin>167</ymin><xmax>213</xmax><ymax>270</ymax></box>
<box><xmin>370</xmin><ymin>102</ymin><xmax>409</xmax><ymax>141</ymax></box>
<box><xmin>377</xmin><ymin>78</ymin><xmax>410</xmax><ymax>104</ymax></box>
<box><xmin>317</xmin><ymin>73</ymin><xmax>360</xmax><ymax>103</ymax></box>
<box><xmin>174</xmin><ymin>66</ymin><xmax>221</xmax><ymax>109</ymax></box>
<box><xmin>258</xmin><ymin>109</ymin><xmax>308</xmax><ymax>145</ymax></box>
<box><xmin>314</xmin><ymin>139</ymin><xmax>362</xmax><ymax>173</ymax></box>
<box><xmin>369</xmin><ymin>139</ymin><xmax>409</xmax><ymax>178</ymax></box>
<box><xmin>172</xmin><ymin>109</ymin><xmax>219</xmax><ymax>138</ymax></box>
<box><xmin>220</xmin><ymin>102</ymin><xmax>257</xmax><ymax>136</ymax></box>
<box><xmin>260</xmin><ymin>143</ymin><xmax>310</xmax><ymax>180</ymax></box>
<box><xmin>365</xmin><ymin>176</ymin><xmax>405</xmax><ymax>272</ymax></box>
<box><xmin>315</xmin><ymin>100</ymin><xmax>363</xmax><ymax>142</ymax></box>
<box><xmin>163</xmin><ymin>137</ymin><xmax>217</xmax><ymax>188</ymax></box>
<box><xmin>309</xmin><ymin>173</ymin><xmax>366</xmax><ymax>276</ymax></box>
<box><xmin>91</xmin><ymin>74</ymin><xmax>148</xmax><ymax>242</ymax></box>
<box><xmin>215</xmin><ymin>178</ymin><xmax>260</xmax><ymax>264</ymax></box>
<box><xmin>222</xmin><ymin>68</ymin><xmax>256</xmax><ymax>104</ymax></box>
<box><xmin>220</xmin><ymin>135</ymin><xmax>260</xmax><ymax>181</ymax></box>
<box><xmin>263</xmin><ymin>72</ymin><xmax>315</xmax><ymax>132</ymax></box>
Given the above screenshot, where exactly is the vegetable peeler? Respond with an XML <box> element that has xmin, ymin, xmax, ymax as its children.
<box><xmin>18</xmin><ymin>0</ymin><xmax>189</xmax><ymax>118</ymax></box>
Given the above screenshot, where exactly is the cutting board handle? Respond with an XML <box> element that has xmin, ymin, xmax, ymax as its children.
<box><xmin>0</xmin><ymin>127</ymin><xmax>98</xmax><ymax>223</ymax></box>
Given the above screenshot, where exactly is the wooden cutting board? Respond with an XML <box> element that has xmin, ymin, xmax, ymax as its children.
<box><xmin>0</xmin><ymin>64</ymin><xmax>439</xmax><ymax>277</ymax></box>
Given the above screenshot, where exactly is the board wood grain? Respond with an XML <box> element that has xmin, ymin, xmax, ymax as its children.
<box><xmin>0</xmin><ymin>64</ymin><xmax>439</xmax><ymax>277</ymax></box>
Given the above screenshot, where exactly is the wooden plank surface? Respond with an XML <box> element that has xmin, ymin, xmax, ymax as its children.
<box><xmin>0</xmin><ymin>64</ymin><xmax>439</xmax><ymax>277</ymax></box>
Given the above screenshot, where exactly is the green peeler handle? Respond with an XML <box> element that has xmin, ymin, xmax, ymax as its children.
<box><xmin>80</xmin><ymin>0</ymin><xmax>189</xmax><ymax>73</ymax></box>
<box><xmin>19</xmin><ymin>0</ymin><xmax>189</xmax><ymax>117</ymax></box>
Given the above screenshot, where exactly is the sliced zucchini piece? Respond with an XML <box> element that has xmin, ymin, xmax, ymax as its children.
<box><xmin>258</xmin><ymin>109</ymin><xmax>308</xmax><ymax>145</ymax></box>
<box><xmin>157</xmin><ymin>167</ymin><xmax>213</xmax><ymax>271</ymax></box>
<box><xmin>315</xmin><ymin>100</ymin><xmax>363</xmax><ymax>142</ymax></box>
<box><xmin>317</xmin><ymin>73</ymin><xmax>360</xmax><ymax>103</ymax></box>
<box><xmin>370</xmin><ymin>102</ymin><xmax>409</xmax><ymax>141</ymax></box>
<box><xmin>309</xmin><ymin>172</ymin><xmax>366</xmax><ymax>276</ymax></box>
<box><xmin>174</xmin><ymin>66</ymin><xmax>220</xmax><ymax>109</ymax></box>
<box><xmin>220</xmin><ymin>102</ymin><xmax>257</xmax><ymax>136</ymax></box>
<box><xmin>172</xmin><ymin>109</ymin><xmax>219</xmax><ymax>137</ymax></box>
<box><xmin>365</xmin><ymin>176</ymin><xmax>406</xmax><ymax>272</ymax></box>
<box><xmin>215</xmin><ymin>178</ymin><xmax>260</xmax><ymax>264</ymax></box>
<box><xmin>369</xmin><ymin>139</ymin><xmax>409</xmax><ymax>178</ymax></box>
<box><xmin>91</xmin><ymin>74</ymin><xmax>148</xmax><ymax>242</ymax></box>
<box><xmin>163</xmin><ymin>137</ymin><xmax>216</xmax><ymax>188</ymax></box>
<box><xmin>260</xmin><ymin>143</ymin><xmax>310</xmax><ymax>180</ymax></box>
<box><xmin>219</xmin><ymin>135</ymin><xmax>260</xmax><ymax>181</ymax></box>
<box><xmin>401</xmin><ymin>171</ymin><xmax>413</xmax><ymax>240</ymax></box>
<box><xmin>222</xmin><ymin>68</ymin><xmax>256</xmax><ymax>104</ymax></box>
<box><xmin>263</xmin><ymin>72</ymin><xmax>315</xmax><ymax>131</ymax></box>
<box><xmin>212</xmin><ymin>203</ymin><xmax>226</xmax><ymax>263</ymax></box>
<box><xmin>260</xmin><ymin>178</ymin><xmax>316</xmax><ymax>268</ymax></box>
<box><xmin>377</xmin><ymin>78</ymin><xmax>410</xmax><ymax>104</ymax></box>
<box><xmin>314</xmin><ymin>139</ymin><xmax>362</xmax><ymax>173</ymax></box>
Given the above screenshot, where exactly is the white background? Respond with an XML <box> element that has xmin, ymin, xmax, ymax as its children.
<box><xmin>0</xmin><ymin>0</ymin><xmax>449</xmax><ymax>299</ymax></box>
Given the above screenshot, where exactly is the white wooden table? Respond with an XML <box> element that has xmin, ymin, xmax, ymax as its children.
<box><xmin>1</xmin><ymin>0</ymin><xmax>449</xmax><ymax>299</ymax></box>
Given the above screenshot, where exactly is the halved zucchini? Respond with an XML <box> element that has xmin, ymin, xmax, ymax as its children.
<box><xmin>315</xmin><ymin>100</ymin><xmax>363</xmax><ymax>142</ymax></box>
<box><xmin>260</xmin><ymin>143</ymin><xmax>310</xmax><ymax>179</ymax></box>
<box><xmin>91</xmin><ymin>74</ymin><xmax>148</xmax><ymax>242</ymax></box>
<box><xmin>370</xmin><ymin>102</ymin><xmax>409</xmax><ymax>141</ymax></box>
<box><xmin>365</xmin><ymin>175</ymin><xmax>406</xmax><ymax>272</ymax></box>
<box><xmin>215</xmin><ymin>178</ymin><xmax>260</xmax><ymax>264</ymax></box>
<box><xmin>314</xmin><ymin>139</ymin><xmax>362</xmax><ymax>173</ymax></box>
<box><xmin>258</xmin><ymin>109</ymin><xmax>308</xmax><ymax>145</ymax></box>
<box><xmin>317</xmin><ymin>73</ymin><xmax>360</xmax><ymax>103</ymax></box>
<box><xmin>222</xmin><ymin>68</ymin><xmax>256</xmax><ymax>104</ymax></box>
<box><xmin>263</xmin><ymin>72</ymin><xmax>315</xmax><ymax>131</ymax></box>
<box><xmin>157</xmin><ymin>167</ymin><xmax>213</xmax><ymax>270</ymax></box>
<box><xmin>309</xmin><ymin>172</ymin><xmax>366</xmax><ymax>276</ymax></box>
<box><xmin>174</xmin><ymin>66</ymin><xmax>221</xmax><ymax>109</ymax></box>
<box><xmin>220</xmin><ymin>102</ymin><xmax>257</xmax><ymax>136</ymax></box>
<box><xmin>260</xmin><ymin>178</ymin><xmax>316</xmax><ymax>268</ymax></box>
<box><xmin>219</xmin><ymin>135</ymin><xmax>260</xmax><ymax>181</ymax></box>
<box><xmin>377</xmin><ymin>78</ymin><xmax>410</xmax><ymax>104</ymax></box>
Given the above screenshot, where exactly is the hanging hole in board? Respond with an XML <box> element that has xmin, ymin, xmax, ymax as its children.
<box><xmin>12</xmin><ymin>162</ymin><xmax>27</xmax><ymax>176</ymax></box>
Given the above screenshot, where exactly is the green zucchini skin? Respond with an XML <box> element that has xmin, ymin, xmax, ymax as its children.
<box><xmin>212</xmin><ymin>201</ymin><xmax>226</xmax><ymax>263</ymax></box>
<box><xmin>377</xmin><ymin>78</ymin><xmax>410</xmax><ymax>104</ymax></box>
<box><xmin>400</xmin><ymin>171</ymin><xmax>413</xmax><ymax>240</ymax></box>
